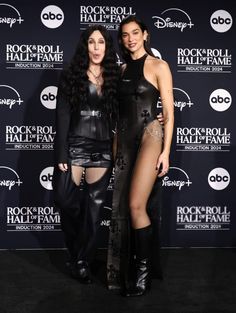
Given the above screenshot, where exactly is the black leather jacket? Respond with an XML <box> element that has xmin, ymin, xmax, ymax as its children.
<box><xmin>54</xmin><ymin>81</ymin><xmax>113</xmax><ymax>163</ymax></box>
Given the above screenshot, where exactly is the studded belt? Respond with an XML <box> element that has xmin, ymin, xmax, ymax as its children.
<box><xmin>80</xmin><ymin>110</ymin><xmax>101</xmax><ymax>117</ymax></box>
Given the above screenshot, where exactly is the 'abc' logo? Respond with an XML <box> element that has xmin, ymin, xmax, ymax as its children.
<box><xmin>209</xmin><ymin>89</ymin><xmax>232</xmax><ymax>112</ymax></box>
<box><xmin>41</xmin><ymin>5</ymin><xmax>64</xmax><ymax>29</ymax></box>
<box><xmin>40</xmin><ymin>86</ymin><xmax>58</xmax><ymax>109</ymax></box>
<box><xmin>210</xmin><ymin>10</ymin><xmax>232</xmax><ymax>33</ymax></box>
<box><xmin>208</xmin><ymin>167</ymin><xmax>230</xmax><ymax>190</ymax></box>
<box><xmin>40</xmin><ymin>166</ymin><xmax>54</xmax><ymax>190</ymax></box>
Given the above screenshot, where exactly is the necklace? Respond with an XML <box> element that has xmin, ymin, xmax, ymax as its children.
<box><xmin>88</xmin><ymin>68</ymin><xmax>103</xmax><ymax>86</ymax></box>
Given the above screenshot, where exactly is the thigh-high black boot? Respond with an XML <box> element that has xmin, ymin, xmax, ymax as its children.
<box><xmin>74</xmin><ymin>168</ymin><xmax>112</xmax><ymax>283</ymax></box>
<box><xmin>125</xmin><ymin>225</ymin><xmax>152</xmax><ymax>297</ymax></box>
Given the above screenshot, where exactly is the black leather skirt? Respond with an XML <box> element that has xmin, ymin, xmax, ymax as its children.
<box><xmin>68</xmin><ymin>136</ymin><xmax>112</xmax><ymax>168</ymax></box>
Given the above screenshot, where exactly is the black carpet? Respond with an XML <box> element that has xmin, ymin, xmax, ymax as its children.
<box><xmin>1</xmin><ymin>248</ymin><xmax>236</xmax><ymax>313</ymax></box>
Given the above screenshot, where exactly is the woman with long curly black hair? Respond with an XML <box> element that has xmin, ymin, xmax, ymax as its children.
<box><xmin>53</xmin><ymin>25</ymin><xmax>119</xmax><ymax>284</ymax></box>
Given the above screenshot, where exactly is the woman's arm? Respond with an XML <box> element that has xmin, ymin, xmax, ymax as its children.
<box><xmin>54</xmin><ymin>93</ymin><xmax>71</xmax><ymax>170</ymax></box>
<box><xmin>155</xmin><ymin>60</ymin><xmax>174</xmax><ymax>177</ymax></box>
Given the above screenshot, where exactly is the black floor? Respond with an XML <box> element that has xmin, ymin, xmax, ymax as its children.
<box><xmin>1</xmin><ymin>248</ymin><xmax>236</xmax><ymax>313</ymax></box>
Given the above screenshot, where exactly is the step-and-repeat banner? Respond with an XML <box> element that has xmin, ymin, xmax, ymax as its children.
<box><xmin>0</xmin><ymin>0</ymin><xmax>235</xmax><ymax>249</ymax></box>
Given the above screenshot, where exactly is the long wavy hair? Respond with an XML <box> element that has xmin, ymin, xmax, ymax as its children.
<box><xmin>58</xmin><ymin>25</ymin><xmax>119</xmax><ymax>113</ymax></box>
<box><xmin>118</xmin><ymin>15</ymin><xmax>155</xmax><ymax>62</ymax></box>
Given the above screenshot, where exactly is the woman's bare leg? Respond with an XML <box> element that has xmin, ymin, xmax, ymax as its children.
<box><xmin>125</xmin><ymin>121</ymin><xmax>163</xmax><ymax>297</ymax></box>
<box><xmin>129</xmin><ymin>121</ymin><xmax>162</xmax><ymax>229</ymax></box>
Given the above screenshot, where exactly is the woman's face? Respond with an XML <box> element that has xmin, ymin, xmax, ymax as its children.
<box><xmin>88</xmin><ymin>30</ymin><xmax>106</xmax><ymax>65</ymax></box>
<box><xmin>121</xmin><ymin>21</ymin><xmax>147</xmax><ymax>54</ymax></box>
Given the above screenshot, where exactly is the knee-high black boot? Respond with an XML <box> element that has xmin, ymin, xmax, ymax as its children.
<box><xmin>74</xmin><ymin>168</ymin><xmax>111</xmax><ymax>283</ymax></box>
<box><xmin>125</xmin><ymin>225</ymin><xmax>152</xmax><ymax>297</ymax></box>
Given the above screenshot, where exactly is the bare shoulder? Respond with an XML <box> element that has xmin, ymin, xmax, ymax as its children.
<box><xmin>146</xmin><ymin>56</ymin><xmax>170</xmax><ymax>73</ymax></box>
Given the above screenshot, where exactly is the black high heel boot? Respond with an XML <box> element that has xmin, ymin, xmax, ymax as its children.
<box><xmin>125</xmin><ymin>225</ymin><xmax>152</xmax><ymax>297</ymax></box>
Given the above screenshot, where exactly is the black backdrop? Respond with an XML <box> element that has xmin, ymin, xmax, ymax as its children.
<box><xmin>0</xmin><ymin>0</ymin><xmax>235</xmax><ymax>249</ymax></box>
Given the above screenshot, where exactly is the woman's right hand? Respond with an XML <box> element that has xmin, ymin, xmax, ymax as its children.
<box><xmin>58</xmin><ymin>163</ymin><xmax>68</xmax><ymax>172</ymax></box>
<box><xmin>157</xmin><ymin>112</ymin><xmax>166</xmax><ymax>126</ymax></box>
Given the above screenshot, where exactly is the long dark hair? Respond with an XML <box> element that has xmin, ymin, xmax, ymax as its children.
<box><xmin>118</xmin><ymin>15</ymin><xmax>155</xmax><ymax>62</ymax></box>
<box><xmin>58</xmin><ymin>25</ymin><xmax>119</xmax><ymax>113</ymax></box>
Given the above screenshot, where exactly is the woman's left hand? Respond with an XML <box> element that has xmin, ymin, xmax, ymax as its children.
<box><xmin>156</xmin><ymin>152</ymin><xmax>169</xmax><ymax>177</ymax></box>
